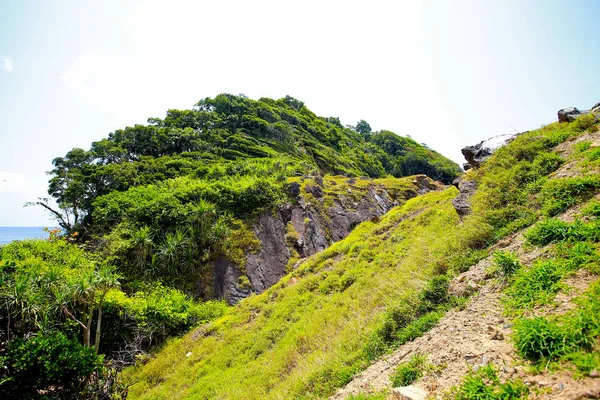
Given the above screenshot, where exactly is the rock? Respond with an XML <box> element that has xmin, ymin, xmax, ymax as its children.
<box><xmin>452</xmin><ymin>177</ymin><xmax>477</xmax><ymax>217</ymax></box>
<box><xmin>461</xmin><ymin>133</ymin><xmax>519</xmax><ymax>168</ymax></box>
<box><xmin>288</xmin><ymin>181</ymin><xmax>300</xmax><ymax>197</ymax></box>
<box><xmin>490</xmin><ymin>330</ymin><xmax>504</xmax><ymax>340</ymax></box>
<box><xmin>305</xmin><ymin>184</ymin><xmax>323</xmax><ymax>199</ymax></box>
<box><xmin>590</xmin><ymin>369</ymin><xmax>599</xmax><ymax>378</ymax></box>
<box><xmin>314</xmin><ymin>175</ymin><xmax>324</xmax><ymax>186</ymax></box>
<box><xmin>391</xmin><ymin>386</ymin><xmax>427</xmax><ymax>400</ymax></box>
<box><xmin>558</xmin><ymin>107</ymin><xmax>586</xmax><ymax>123</ymax></box>
<box><xmin>245</xmin><ymin>212</ymin><xmax>291</xmax><ymax>293</ymax></box>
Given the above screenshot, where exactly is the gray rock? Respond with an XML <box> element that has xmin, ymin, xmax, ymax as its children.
<box><xmin>558</xmin><ymin>107</ymin><xmax>586</xmax><ymax>123</ymax></box>
<box><xmin>452</xmin><ymin>178</ymin><xmax>477</xmax><ymax>217</ymax></box>
<box><xmin>245</xmin><ymin>212</ymin><xmax>290</xmax><ymax>293</ymax></box>
<box><xmin>213</xmin><ymin>257</ymin><xmax>251</xmax><ymax>305</ymax></box>
<box><xmin>462</xmin><ymin>133</ymin><xmax>519</xmax><ymax>168</ymax></box>
<box><xmin>391</xmin><ymin>386</ymin><xmax>427</xmax><ymax>400</ymax></box>
<box><xmin>313</xmin><ymin>175</ymin><xmax>324</xmax><ymax>186</ymax></box>
<box><xmin>289</xmin><ymin>181</ymin><xmax>300</xmax><ymax>197</ymax></box>
<box><xmin>305</xmin><ymin>184</ymin><xmax>323</xmax><ymax>199</ymax></box>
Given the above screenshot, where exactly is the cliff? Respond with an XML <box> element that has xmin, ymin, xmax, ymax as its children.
<box><xmin>215</xmin><ymin>174</ymin><xmax>444</xmax><ymax>304</ymax></box>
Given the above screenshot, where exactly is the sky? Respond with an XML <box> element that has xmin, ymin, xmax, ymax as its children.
<box><xmin>1</xmin><ymin>0</ymin><xmax>599</xmax><ymax>226</ymax></box>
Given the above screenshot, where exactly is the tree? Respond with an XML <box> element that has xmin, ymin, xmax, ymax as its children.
<box><xmin>356</xmin><ymin>120</ymin><xmax>372</xmax><ymax>136</ymax></box>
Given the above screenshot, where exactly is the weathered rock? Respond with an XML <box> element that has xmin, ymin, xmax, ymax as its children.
<box><xmin>216</xmin><ymin>175</ymin><xmax>444</xmax><ymax>303</ymax></box>
<box><xmin>289</xmin><ymin>181</ymin><xmax>300</xmax><ymax>197</ymax></box>
<box><xmin>305</xmin><ymin>184</ymin><xmax>323</xmax><ymax>199</ymax></box>
<box><xmin>213</xmin><ymin>257</ymin><xmax>251</xmax><ymax>305</ymax></box>
<box><xmin>245</xmin><ymin>212</ymin><xmax>290</xmax><ymax>293</ymax></box>
<box><xmin>391</xmin><ymin>386</ymin><xmax>427</xmax><ymax>400</ymax></box>
<box><xmin>462</xmin><ymin>133</ymin><xmax>519</xmax><ymax>168</ymax></box>
<box><xmin>558</xmin><ymin>107</ymin><xmax>586</xmax><ymax>123</ymax></box>
<box><xmin>452</xmin><ymin>177</ymin><xmax>477</xmax><ymax>218</ymax></box>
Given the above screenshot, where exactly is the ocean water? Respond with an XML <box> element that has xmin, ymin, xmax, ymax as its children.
<box><xmin>0</xmin><ymin>227</ymin><xmax>51</xmax><ymax>245</ymax></box>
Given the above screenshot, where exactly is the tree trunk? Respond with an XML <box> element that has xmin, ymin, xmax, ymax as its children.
<box><xmin>94</xmin><ymin>294</ymin><xmax>106</xmax><ymax>353</ymax></box>
<box><xmin>85</xmin><ymin>294</ymin><xmax>95</xmax><ymax>347</ymax></box>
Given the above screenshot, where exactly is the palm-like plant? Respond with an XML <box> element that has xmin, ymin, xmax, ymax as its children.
<box><xmin>131</xmin><ymin>226</ymin><xmax>154</xmax><ymax>273</ymax></box>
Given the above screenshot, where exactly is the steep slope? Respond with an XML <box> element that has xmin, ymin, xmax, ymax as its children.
<box><xmin>336</xmin><ymin>111</ymin><xmax>600</xmax><ymax>399</ymax></box>
<box><xmin>124</xmin><ymin>110</ymin><xmax>600</xmax><ymax>399</ymax></box>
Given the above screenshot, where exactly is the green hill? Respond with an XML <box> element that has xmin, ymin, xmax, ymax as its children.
<box><xmin>123</xmin><ymin>112</ymin><xmax>600</xmax><ymax>399</ymax></box>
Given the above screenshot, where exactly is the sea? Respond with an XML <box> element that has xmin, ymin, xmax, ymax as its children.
<box><xmin>0</xmin><ymin>227</ymin><xmax>51</xmax><ymax>245</ymax></box>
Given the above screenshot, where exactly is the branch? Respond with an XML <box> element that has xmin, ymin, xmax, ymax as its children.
<box><xmin>62</xmin><ymin>306</ymin><xmax>86</xmax><ymax>330</ymax></box>
<box><xmin>25</xmin><ymin>198</ymin><xmax>72</xmax><ymax>231</ymax></box>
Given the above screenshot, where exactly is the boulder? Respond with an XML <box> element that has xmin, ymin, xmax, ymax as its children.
<box><xmin>391</xmin><ymin>386</ymin><xmax>427</xmax><ymax>400</ymax></box>
<box><xmin>452</xmin><ymin>177</ymin><xmax>477</xmax><ymax>218</ymax></box>
<box><xmin>461</xmin><ymin>133</ymin><xmax>519</xmax><ymax>169</ymax></box>
<box><xmin>288</xmin><ymin>181</ymin><xmax>300</xmax><ymax>197</ymax></box>
<box><xmin>558</xmin><ymin>107</ymin><xmax>587</xmax><ymax>123</ymax></box>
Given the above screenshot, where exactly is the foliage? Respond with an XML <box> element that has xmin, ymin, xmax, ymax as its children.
<box><xmin>493</xmin><ymin>251</ymin><xmax>521</xmax><ymax>276</ymax></box>
<box><xmin>390</xmin><ymin>353</ymin><xmax>428</xmax><ymax>387</ymax></box>
<box><xmin>0</xmin><ymin>331</ymin><xmax>106</xmax><ymax>399</ymax></box>
<box><xmin>44</xmin><ymin>94</ymin><xmax>459</xmax><ymax>235</ymax></box>
<box><xmin>447</xmin><ymin>365</ymin><xmax>529</xmax><ymax>400</ymax></box>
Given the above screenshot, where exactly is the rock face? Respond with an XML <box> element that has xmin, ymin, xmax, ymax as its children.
<box><xmin>215</xmin><ymin>175</ymin><xmax>443</xmax><ymax>304</ymax></box>
<box><xmin>461</xmin><ymin>133</ymin><xmax>519</xmax><ymax>169</ymax></box>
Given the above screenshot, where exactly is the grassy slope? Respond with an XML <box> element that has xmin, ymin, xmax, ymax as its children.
<box><xmin>125</xmin><ymin>115</ymin><xmax>600</xmax><ymax>399</ymax></box>
<box><xmin>125</xmin><ymin>187</ymin><xmax>490</xmax><ymax>399</ymax></box>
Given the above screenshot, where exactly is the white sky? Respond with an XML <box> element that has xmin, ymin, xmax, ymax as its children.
<box><xmin>1</xmin><ymin>0</ymin><xmax>599</xmax><ymax>226</ymax></box>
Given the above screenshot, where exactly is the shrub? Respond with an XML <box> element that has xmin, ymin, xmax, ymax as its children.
<box><xmin>0</xmin><ymin>332</ymin><xmax>105</xmax><ymax>399</ymax></box>
<box><xmin>390</xmin><ymin>353</ymin><xmax>428</xmax><ymax>387</ymax></box>
<box><xmin>493</xmin><ymin>251</ymin><xmax>521</xmax><ymax>276</ymax></box>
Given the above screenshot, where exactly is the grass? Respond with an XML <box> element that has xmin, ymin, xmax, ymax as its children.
<box><xmin>492</xmin><ymin>251</ymin><xmax>521</xmax><ymax>277</ymax></box>
<box><xmin>390</xmin><ymin>353</ymin><xmax>428</xmax><ymax>387</ymax></box>
<box><xmin>540</xmin><ymin>176</ymin><xmax>600</xmax><ymax>216</ymax></box>
<box><xmin>124</xmin><ymin>188</ymin><xmax>491</xmax><ymax>399</ymax></box>
<box><xmin>447</xmin><ymin>365</ymin><xmax>529</xmax><ymax>400</ymax></box>
<box><xmin>513</xmin><ymin>280</ymin><xmax>600</xmax><ymax>365</ymax></box>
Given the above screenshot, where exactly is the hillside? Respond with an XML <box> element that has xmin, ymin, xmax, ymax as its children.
<box><xmin>123</xmin><ymin>110</ymin><xmax>600</xmax><ymax>399</ymax></box>
<box><xmin>40</xmin><ymin>94</ymin><xmax>459</xmax><ymax>302</ymax></box>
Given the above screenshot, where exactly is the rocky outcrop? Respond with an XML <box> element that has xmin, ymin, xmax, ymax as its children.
<box><xmin>557</xmin><ymin>101</ymin><xmax>600</xmax><ymax>123</ymax></box>
<box><xmin>216</xmin><ymin>174</ymin><xmax>444</xmax><ymax>304</ymax></box>
<box><xmin>461</xmin><ymin>133</ymin><xmax>519</xmax><ymax>169</ymax></box>
<box><xmin>451</xmin><ymin>177</ymin><xmax>476</xmax><ymax>218</ymax></box>
<box><xmin>558</xmin><ymin>107</ymin><xmax>586</xmax><ymax>123</ymax></box>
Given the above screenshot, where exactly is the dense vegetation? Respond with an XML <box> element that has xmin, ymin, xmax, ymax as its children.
<box><xmin>0</xmin><ymin>238</ymin><xmax>226</xmax><ymax>398</ymax></box>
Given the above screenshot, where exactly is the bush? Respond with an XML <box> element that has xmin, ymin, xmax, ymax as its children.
<box><xmin>390</xmin><ymin>353</ymin><xmax>427</xmax><ymax>387</ymax></box>
<box><xmin>493</xmin><ymin>251</ymin><xmax>521</xmax><ymax>276</ymax></box>
<box><xmin>0</xmin><ymin>332</ymin><xmax>105</xmax><ymax>399</ymax></box>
